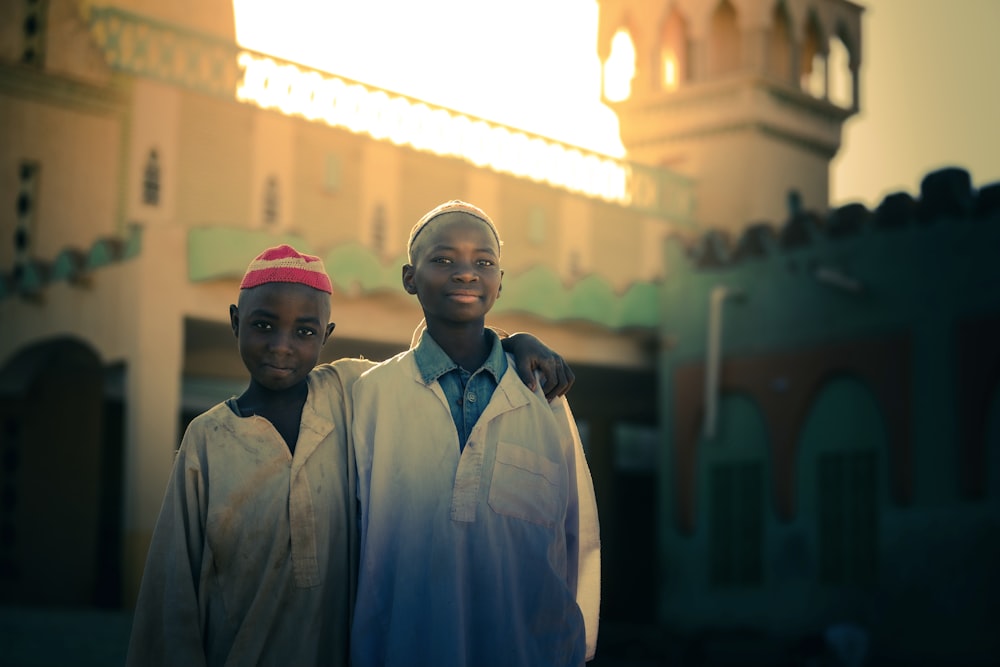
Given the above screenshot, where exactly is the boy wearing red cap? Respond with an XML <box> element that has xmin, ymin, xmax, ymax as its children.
<box><xmin>126</xmin><ymin>244</ymin><xmax>574</xmax><ymax>667</ymax></box>
<box><xmin>351</xmin><ymin>202</ymin><xmax>600</xmax><ymax>667</ymax></box>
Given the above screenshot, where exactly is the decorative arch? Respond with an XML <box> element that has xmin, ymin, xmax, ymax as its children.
<box><xmin>0</xmin><ymin>338</ymin><xmax>114</xmax><ymax>606</ymax></box>
<box><xmin>827</xmin><ymin>20</ymin><xmax>857</xmax><ymax>108</ymax></box>
<box><xmin>695</xmin><ymin>392</ymin><xmax>771</xmax><ymax>586</ymax></box>
<box><xmin>795</xmin><ymin>374</ymin><xmax>884</xmax><ymax>585</ymax></box>
<box><xmin>800</xmin><ymin>10</ymin><xmax>826</xmax><ymax>97</ymax></box>
<box><xmin>658</xmin><ymin>6</ymin><xmax>690</xmax><ymax>91</ymax></box>
<box><xmin>708</xmin><ymin>0</ymin><xmax>741</xmax><ymax>77</ymax></box>
<box><xmin>767</xmin><ymin>1</ymin><xmax>793</xmax><ymax>83</ymax></box>
<box><xmin>670</xmin><ymin>335</ymin><xmax>912</xmax><ymax>535</ymax></box>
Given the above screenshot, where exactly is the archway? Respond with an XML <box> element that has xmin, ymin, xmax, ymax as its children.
<box><xmin>0</xmin><ymin>338</ymin><xmax>120</xmax><ymax>607</ymax></box>
<box><xmin>796</xmin><ymin>376</ymin><xmax>886</xmax><ymax>588</ymax></box>
<box><xmin>697</xmin><ymin>393</ymin><xmax>770</xmax><ymax>588</ymax></box>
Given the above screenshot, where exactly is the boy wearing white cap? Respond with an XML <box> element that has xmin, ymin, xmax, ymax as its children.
<box><xmin>126</xmin><ymin>244</ymin><xmax>575</xmax><ymax>667</ymax></box>
<box><xmin>351</xmin><ymin>202</ymin><xmax>601</xmax><ymax>667</ymax></box>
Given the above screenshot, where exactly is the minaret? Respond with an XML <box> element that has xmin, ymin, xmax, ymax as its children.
<box><xmin>597</xmin><ymin>0</ymin><xmax>863</xmax><ymax>232</ymax></box>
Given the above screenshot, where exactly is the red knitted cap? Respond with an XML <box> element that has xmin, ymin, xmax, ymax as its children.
<box><xmin>239</xmin><ymin>244</ymin><xmax>333</xmax><ymax>294</ymax></box>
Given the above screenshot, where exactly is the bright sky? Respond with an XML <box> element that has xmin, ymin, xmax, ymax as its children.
<box><xmin>233</xmin><ymin>0</ymin><xmax>1000</xmax><ymax>210</ymax></box>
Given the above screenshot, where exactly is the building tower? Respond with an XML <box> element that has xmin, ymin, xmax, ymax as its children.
<box><xmin>597</xmin><ymin>0</ymin><xmax>863</xmax><ymax>232</ymax></box>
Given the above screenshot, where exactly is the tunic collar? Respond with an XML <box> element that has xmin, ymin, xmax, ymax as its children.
<box><xmin>413</xmin><ymin>328</ymin><xmax>505</xmax><ymax>385</ymax></box>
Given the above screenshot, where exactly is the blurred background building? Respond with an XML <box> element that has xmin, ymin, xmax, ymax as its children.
<box><xmin>0</xmin><ymin>0</ymin><xmax>997</xmax><ymax>665</ymax></box>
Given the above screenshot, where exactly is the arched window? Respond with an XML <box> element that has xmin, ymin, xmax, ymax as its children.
<box><xmin>708</xmin><ymin>0</ymin><xmax>741</xmax><ymax>77</ymax></box>
<box><xmin>797</xmin><ymin>376</ymin><xmax>884</xmax><ymax>586</ymax></box>
<box><xmin>827</xmin><ymin>31</ymin><xmax>853</xmax><ymax>108</ymax></box>
<box><xmin>699</xmin><ymin>394</ymin><xmax>770</xmax><ymax>587</ymax></box>
<box><xmin>604</xmin><ymin>29</ymin><xmax>636</xmax><ymax>102</ymax></box>
<box><xmin>660</xmin><ymin>8</ymin><xmax>689</xmax><ymax>91</ymax></box>
<box><xmin>800</xmin><ymin>13</ymin><xmax>826</xmax><ymax>97</ymax></box>
<box><xmin>263</xmin><ymin>176</ymin><xmax>279</xmax><ymax>226</ymax></box>
<box><xmin>371</xmin><ymin>203</ymin><xmax>386</xmax><ymax>255</ymax></box>
<box><xmin>767</xmin><ymin>1</ymin><xmax>793</xmax><ymax>83</ymax></box>
<box><xmin>142</xmin><ymin>149</ymin><xmax>160</xmax><ymax>206</ymax></box>
<box><xmin>21</xmin><ymin>0</ymin><xmax>47</xmax><ymax>66</ymax></box>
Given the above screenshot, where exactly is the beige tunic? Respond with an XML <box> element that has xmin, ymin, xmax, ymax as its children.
<box><xmin>126</xmin><ymin>359</ymin><xmax>374</xmax><ymax>667</ymax></box>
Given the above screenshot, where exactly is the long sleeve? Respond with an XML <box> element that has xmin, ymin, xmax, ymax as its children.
<box><xmin>550</xmin><ymin>395</ymin><xmax>601</xmax><ymax>661</ymax></box>
<box><xmin>126</xmin><ymin>433</ymin><xmax>209</xmax><ymax>667</ymax></box>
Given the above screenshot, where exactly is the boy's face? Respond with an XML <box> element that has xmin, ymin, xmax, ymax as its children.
<box><xmin>403</xmin><ymin>212</ymin><xmax>503</xmax><ymax>325</ymax></box>
<box><xmin>229</xmin><ymin>282</ymin><xmax>335</xmax><ymax>392</ymax></box>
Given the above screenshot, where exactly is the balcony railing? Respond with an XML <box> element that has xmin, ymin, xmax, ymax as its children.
<box><xmin>88</xmin><ymin>6</ymin><xmax>695</xmax><ymax>222</ymax></box>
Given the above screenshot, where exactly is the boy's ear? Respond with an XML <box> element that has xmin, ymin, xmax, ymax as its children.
<box><xmin>402</xmin><ymin>264</ymin><xmax>417</xmax><ymax>295</ymax></box>
<box><xmin>323</xmin><ymin>322</ymin><xmax>336</xmax><ymax>344</ymax></box>
<box><xmin>229</xmin><ymin>304</ymin><xmax>240</xmax><ymax>337</ymax></box>
<box><xmin>497</xmin><ymin>270</ymin><xmax>503</xmax><ymax>299</ymax></box>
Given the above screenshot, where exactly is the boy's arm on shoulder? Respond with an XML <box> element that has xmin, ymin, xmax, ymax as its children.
<box><xmin>550</xmin><ymin>397</ymin><xmax>601</xmax><ymax>661</ymax></box>
<box><xmin>501</xmin><ymin>332</ymin><xmax>575</xmax><ymax>401</ymax></box>
<box><xmin>126</xmin><ymin>422</ymin><xmax>211</xmax><ymax>667</ymax></box>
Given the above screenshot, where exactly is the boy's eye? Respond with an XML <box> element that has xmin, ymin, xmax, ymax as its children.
<box><xmin>431</xmin><ymin>257</ymin><xmax>453</xmax><ymax>264</ymax></box>
<box><xmin>298</xmin><ymin>328</ymin><xmax>317</xmax><ymax>337</ymax></box>
<box><xmin>252</xmin><ymin>321</ymin><xmax>272</xmax><ymax>330</ymax></box>
<box><xmin>476</xmin><ymin>259</ymin><xmax>495</xmax><ymax>267</ymax></box>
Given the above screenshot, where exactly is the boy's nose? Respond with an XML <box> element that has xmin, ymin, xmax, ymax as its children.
<box><xmin>452</xmin><ymin>264</ymin><xmax>478</xmax><ymax>281</ymax></box>
<box><xmin>268</xmin><ymin>331</ymin><xmax>294</xmax><ymax>352</ymax></box>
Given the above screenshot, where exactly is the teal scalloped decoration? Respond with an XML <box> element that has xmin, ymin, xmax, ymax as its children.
<box><xmin>493</xmin><ymin>266</ymin><xmax>570</xmax><ymax>320</ymax></box>
<box><xmin>188</xmin><ymin>228</ymin><xmax>309</xmax><ymax>282</ymax></box>
<box><xmin>123</xmin><ymin>224</ymin><xmax>143</xmax><ymax>259</ymax></box>
<box><xmin>51</xmin><ymin>249</ymin><xmax>86</xmax><ymax>282</ymax></box>
<box><xmin>567</xmin><ymin>274</ymin><xmax>618</xmax><ymax>324</ymax></box>
<box><xmin>324</xmin><ymin>243</ymin><xmax>384</xmax><ymax>292</ymax></box>
<box><xmin>86</xmin><ymin>238</ymin><xmax>123</xmax><ymax>269</ymax></box>
<box><xmin>382</xmin><ymin>252</ymin><xmax>409</xmax><ymax>291</ymax></box>
<box><xmin>18</xmin><ymin>261</ymin><xmax>46</xmax><ymax>295</ymax></box>
<box><xmin>180</xmin><ymin>228</ymin><xmax>660</xmax><ymax>330</ymax></box>
<box><xmin>618</xmin><ymin>282</ymin><xmax>660</xmax><ymax>328</ymax></box>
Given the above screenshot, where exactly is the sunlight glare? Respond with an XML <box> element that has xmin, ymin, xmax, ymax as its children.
<box><xmin>663</xmin><ymin>51</ymin><xmax>679</xmax><ymax>91</ymax></box>
<box><xmin>232</xmin><ymin>0</ymin><xmax>624</xmax><ymax>158</ymax></box>
<box><xmin>603</xmin><ymin>30</ymin><xmax>636</xmax><ymax>103</ymax></box>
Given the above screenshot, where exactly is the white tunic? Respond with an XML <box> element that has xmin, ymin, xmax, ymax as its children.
<box><xmin>351</xmin><ymin>350</ymin><xmax>601</xmax><ymax>667</ymax></box>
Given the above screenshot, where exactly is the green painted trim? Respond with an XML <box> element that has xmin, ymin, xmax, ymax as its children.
<box><xmin>324</xmin><ymin>243</ymin><xmax>386</xmax><ymax>293</ymax></box>
<box><xmin>187</xmin><ymin>227</ymin><xmax>309</xmax><ymax>282</ymax></box>
<box><xmin>568</xmin><ymin>274</ymin><xmax>618</xmax><ymax>324</ymax></box>
<box><xmin>0</xmin><ymin>226</ymin><xmax>143</xmax><ymax>301</ymax></box>
<box><xmin>494</xmin><ymin>266</ymin><xmax>571</xmax><ymax>320</ymax></box>
<box><xmin>186</xmin><ymin>230</ymin><xmax>661</xmax><ymax>329</ymax></box>
<box><xmin>86</xmin><ymin>238</ymin><xmax>122</xmax><ymax>269</ymax></box>
<box><xmin>5</xmin><ymin>225</ymin><xmax>660</xmax><ymax>329</ymax></box>
<box><xmin>51</xmin><ymin>249</ymin><xmax>86</xmax><ymax>282</ymax></box>
<box><xmin>619</xmin><ymin>282</ymin><xmax>660</xmax><ymax>328</ymax></box>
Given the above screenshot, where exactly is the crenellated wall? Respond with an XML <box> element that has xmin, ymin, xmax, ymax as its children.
<box><xmin>655</xmin><ymin>166</ymin><xmax>1000</xmax><ymax>662</ymax></box>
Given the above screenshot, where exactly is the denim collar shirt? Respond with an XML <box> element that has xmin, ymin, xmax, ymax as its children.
<box><xmin>412</xmin><ymin>328</ymin><xmax>507</xmax><ymax>451</ymax></box>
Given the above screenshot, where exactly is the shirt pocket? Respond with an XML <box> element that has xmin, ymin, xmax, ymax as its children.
<box><xmin>488</xmin><ymin>441</ymin><xmax>562</xmax><ymax>527</ymax></box>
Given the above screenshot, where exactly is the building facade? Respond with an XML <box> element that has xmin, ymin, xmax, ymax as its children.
<box><xmin>2</xmin><ymin>0</ymin><xmax>998</xmax><ymax>664</ymax></box>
